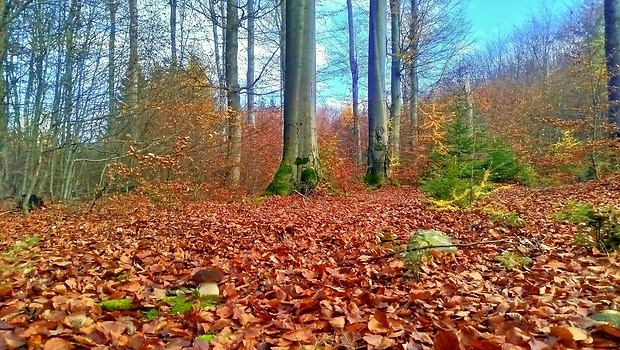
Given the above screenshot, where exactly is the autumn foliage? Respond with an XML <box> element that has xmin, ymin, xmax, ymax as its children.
<box><xmin>2</xmin><ymin>177</ymin><xmax>620</xmax><ymax>348</ymax></box>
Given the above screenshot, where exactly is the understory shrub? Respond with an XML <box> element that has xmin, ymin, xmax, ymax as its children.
<box><xmin>420</xmin><ymin>113</ymin><xmax>534</xmax><ymax>208</ymax></box>
<box><xmin>552</xmin><ymin>201</ymin><xmax>620</xmax><ymax>251</ymax></box>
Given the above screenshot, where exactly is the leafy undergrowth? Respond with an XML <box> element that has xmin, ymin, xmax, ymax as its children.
<box><xmin>1</xmin><ymin>177</ymin><xmax>620</xmax><ymax>349</ymax></box>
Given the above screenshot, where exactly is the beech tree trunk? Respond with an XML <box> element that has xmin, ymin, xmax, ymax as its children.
<box><xmin>346</xmin><ymin>0</ymin><xmax>362</xmax><ymax>168</ymax></box>
<box><xmin>0</xmin><ymin>0</ymin><xmax>9</xmax><ymax>198</ymax></box>
<box><xmin>409</xmin><ymin>0</ymin><xmax>419</xmax><ymax>146</ymax></box>
<box><xmin>265</xmin><ymin>0</ymin><xmax>319</xmax><ymax>195</ymax></box>
<box><xmin>247</xmin><ymin>0</ymin><xmax>255</xmax><ymax>125</ymax></box>
<box><xmin>127</xmin><ymin>0</ymin><xmax>140</xmax><ymax>140</ymax></box>
<box><xmin>170</xmin><ymin>0</ymin><xmax>177</xmax><ymax>66</ymax></box>
<box><xmin>390</xmin><ymin>0</ymin><xmax>402</xmax><ymax>166</ymax></box>
<box><xmin>279</xmin><ymin>0</ymin><xmax>286</xmax><ymax>114</ymax></box>
<box><xmin>605</xmin><ymin>0</ymin><xmax>620</xmax><ymax>137</ymax></box>
<box><xmin>226</xmin><ymin>0</ymin><xmax>241</xmax><ymax>186</ymax></box>
<box><xmin>108</xmin><ymin>0</ymin><xmax>116</xmax><ymax>119</ymax></box>
<box><xmin>366</xmin><ymin>0</ymin><xmax>388</xmax><ymax>186</ymax></box>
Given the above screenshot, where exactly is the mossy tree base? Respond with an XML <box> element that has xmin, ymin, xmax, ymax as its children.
<box><xmin>264</xmin><ymin>164</ymin><xmax>294</xmax><ymax>195</ymax></box>
<box><xmin>264</xmin><ymin>158</ymin><xmax>320</xmax><ymax>196</ymax></box>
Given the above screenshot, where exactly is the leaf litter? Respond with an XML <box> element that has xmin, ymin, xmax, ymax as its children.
<box><xmin>0</xmin><ymin>178</ymin><xmax>619</xmax><ymax>349</ymax></box>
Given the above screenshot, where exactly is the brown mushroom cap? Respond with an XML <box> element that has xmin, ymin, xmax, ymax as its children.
<box><xmin>191</xmin><ymin>269</ymin><xmax>224</xmax><ymax>283</ymax></box>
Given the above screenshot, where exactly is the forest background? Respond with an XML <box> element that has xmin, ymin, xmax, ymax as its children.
<box><xmin>0</xmin><ymin>0</ymin><xmax>618</xmax><ymax>211</ymax></box>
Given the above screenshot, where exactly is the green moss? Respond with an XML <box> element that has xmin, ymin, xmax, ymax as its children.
<box><xmin>373</xmin><ymin>142</ymin><xmax>387</xmax><ymax>151</ymax></box>
<box><xmin>487</xmin><ymin>210</ymin><xmax>527</xmax><ymax>228</ymax></box>
<box><xmin>99</xmin><ymin>298</ymin><xmax>133</xmax><ymax>311</ymax></box>
<box><xmin>163</xmin><ymin>296</ymin><xmax>194</xmax><ymax>314</ymax></box>
<box><xmin>495</xmin><ymin>251</ymin><xmax>532</xmax><ymax>270</ymax></box>
<box><xmin>264</xmin><ymin>164</ymin><xmax>294</xmax><ymax>195</ymax></box>
<box><xmin>0</xmin><ymin>235</ymin><xmax>40</xmax><ymax>263</ymax></box>
<box><xmin>363</xmin><ymin>172</ymin><xmax>385</xmax><ymax>187</ymax></box>
<box><xmin>300</xmin><ymin>168</ymin><xmax>318</xmax><ymax>189</ymax></box>
<box><xmin>196</xmin><ymin>334</ymin><xmax>215</xmax><ymax>342</ymax></box>
<box><xmin>295</xmin><ymin>157</ymin><xmax>310</xmax><ymax>165</ymax></box>
<box><xmin>404</xmin><ymin>230</ymin><xmax>456</xmax><ymax>279</ymax></box>
<box><xmin>198</xmin><ymin>295</ymin><xmax>219</xmax><ymax>308</ymax></box>
<box><xmin>142</xmin><ymin>308</ymin><xmax>160</xmax><ymax>320</ymax></box>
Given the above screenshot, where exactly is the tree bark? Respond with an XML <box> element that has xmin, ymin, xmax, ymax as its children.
<box><xmin>0</xmin><ymin>0</ymin><xmax>9</xmax><ymax>198</ymax></box>
<box><xmin>265</xmin><ymin>0</ymin><xmax>319</xmax><ymax>195</ymax></box>
<box><xmin>127</xmin><ymin>0</ymin><xmax>140</xmax><ymax>140</ymax></box>
<box><xmin>22</xmin><ymin>2</ymin><xmax>47</xmax><ymax>215</ymax></box>
<box><xmin>226</xmin><ymin>0</ymin><xmax>241</xmax><ymax>186</ymax></box>
<box><xmin>366</xmin><ymin>0</ymin><xmax>388</xmax><ymax>186</ymax></box>
<box><xmin>346</xmin><ymin>0</ymin><xmax>362</xmax><ymax>168</ymax></box>
<box><xmin>409</xmin><ymin>0</ymin><xmax>419</xmax><ymax>146</ymax></box>
<box><xmin>108</xmin><ymin>0</ymin><xmax>117</xmax><ymax>120</ymax></box>
<box><xmin>390</xmin><ymin>0</ymin><xmax>402</xmax><ymax>166</ymax></box>
<box><xmin>170</xmin><ymin>0</ymin><xmax>177</xmax><ymax>66</ymax></box>
<box><xmin>605</xmin><ymin>0</ymin><xmax>620</xmax><ymax>137</ymax></box>
<box><xmin>0</xmin><ymin>0</ymin><xmax>35</xmax><ymax>198</ymax></box>
<box><xmin>246</xmin><ymin>0</ymin><xmax>255</xmax><ymax>125</ymax></box>
<box><xmin>280</xmin><ymin>0</ymin><xmax>286</xmax><ymax>115</ymax></box>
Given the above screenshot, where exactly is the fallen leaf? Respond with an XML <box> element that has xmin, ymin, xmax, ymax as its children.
<box><xmin>329</xmin><ymin>316</ymin><xmax>345</xmax><ymax>329</ymax></box>
<box><xmin>434</xmin><ymin>330</ymin><xmax>460</xmax><ymax>350</ymax></box>
<box><xmin>43</xmin><ymin>338</ymin><xmax>71</xmax><ymax>350</ymax></box>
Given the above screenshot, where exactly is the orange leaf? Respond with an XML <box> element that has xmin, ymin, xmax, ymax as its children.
<box><xmin>434</xmin><ymin>330</ymin><xmax>460</xmax><ymax>350</ymax></box>
<box><xmin>43</xmin><ymin>338</ymin><xmax>71</xmax><ymax>350</ymax></box>
<box><xmin>363</xmin><ymin>334</ymin><xmax>383</xmax><ymax>346</ymax></box>
<box><xmin>282</xmin><ymin>329</ymin><xmax>311</xmax><ymax>342</ymax></box>
<box><xmin>329</xmin><ymin>316</ymin><xmax>345</xmax><ymax>329</ymax></box>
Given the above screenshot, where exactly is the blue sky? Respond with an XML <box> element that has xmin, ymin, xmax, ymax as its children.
<box><xmin>312</xmin><ymin>0</ymin><xmax>588</xmax><ymax>106</ymax></box>
<box><xmin>467</xmin><ymin>0</ymin><xmax>583</xmax><ymax>44</ymax></box>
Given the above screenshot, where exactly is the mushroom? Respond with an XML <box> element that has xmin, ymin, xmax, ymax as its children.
<box><xmin>191</xmin><ymin>269</ymin><xmax>224</xmax><ymax>297</ymax></box>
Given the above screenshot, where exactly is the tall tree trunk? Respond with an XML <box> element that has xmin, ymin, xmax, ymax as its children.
<box><xmin>226</xmin><ymin>0</ymin><xmax>241</xmax><ymax>186</ymax></box>
<box><xmin>208</xmin><ymin>0</ymin><xmax>222</xmax><ymax>94</ymax></box>
<box><xmin>0</xmin><ymin>0</ymin><xmax>9</xmax><ymax>198</ymax></box>
<box><xmin>265</xmin><ymin>0</ymin><xmax>318</xmax><ymax>195</ymax></box>
<box><xmin>22</xmin><ymin>2</ymin><xmax>47</xmax><ymax>215</ymax></box>
<box><xmin>409</xmin><ymin>0</ymin><xmax>419</xmax><ymax>146</ymax></box>
<box><xmin>346</xmin><ymin>0</ymin><xmax>362</xmax><ymax>168</ymax></box>
<box><xmin>108</xmin><ymin>0</ymin><xmax>117</xmax><ymax>123</ymax></box>
<box><xmin>246</xmin><ymin>0</ymin><xmax>255</xmax><ymax>125</ymax></box>
<box><xmin>170</xmin><ymin>0</ymin><xmax>177</xmax><ymax>66</ymax></box>
<box><xmin>389</xmin><ymin>0</ymin><xmax>402</xmax><ymax>166</ymax></box>
<box><xmin>127</xmin><ymin>0</ymin><xmax>140</xmax><ymax>140</ymax></box>
<box><xmin>0</xmin><ymin>0</ymin><xmax>34</xmax><ymax>198</ymax></box>
<box><xmin>605</xmin><ymin>0</ymin><xmax>620</xmax><ymax>137</ymax></box>
<box><xmin>279</xmin><ymin>0</ymin><xmax>286</xmax><ymax>114</ymax></box>
<box><xmin>366</xmin><ymin>0</ymin><xmax>388</xmax><ymax>186</ymax></box>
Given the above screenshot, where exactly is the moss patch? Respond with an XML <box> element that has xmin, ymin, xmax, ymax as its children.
<box><xmin>264</xmin><ymin>164</ymin><xmax>294</xmax><ymax>195</ymax></box>
<box><xmin>300</xmin><ymin>168</ymin><xmax>319</xmax><ymax>190</ymax></box>
<box><xmin>196</xmin><ymin>334</ymin><xmax>215</xmax><ymax>342</ymax></box>
<box><xmin>142</xmin><ymin>308</ymin><xmax>160</xmax><ymax>320</ymax></box>
<box><xmin>163</xmin><ymin>296</ymin><xmax>194</xmax><ymax>314</ymax></box>
<box><xmin>363</xmin><ymin>172</ymin><xmax>385</xmax><ymax>187</ymax></box>
<box><xmin>99</xmin><ymin>298</ymin><xmax>133</xmax><ymax>311</ymax></box>
<box><xmin>295</xmin><ymin>157</ymin><xmax>310</xmax><ymax>165</ymax></box>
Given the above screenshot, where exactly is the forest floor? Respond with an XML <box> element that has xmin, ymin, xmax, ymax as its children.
<box><xmin>1</xmin><ymin>177</ymin><xmax>620</xmax><ymax>350</ymax></box>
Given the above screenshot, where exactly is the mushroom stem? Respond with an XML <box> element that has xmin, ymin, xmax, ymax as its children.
<box><xmin>198</xmin><ymin>282</ymin><xmax>220</xmax><ymax>296</ymax></box>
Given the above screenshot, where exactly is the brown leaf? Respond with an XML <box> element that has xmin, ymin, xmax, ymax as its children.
<box><xmin>43</xmin><ymin>338</ymin><xmax>71</xmax><ymax>350</ymax></box>
<box><xmin>433</xmin><ymin>330</ymin><xmax>460</xmax><ymax>350</ymax></box>
<box><xmin>363</xmin><ymin>334</ymin><xmax>383</xmax><ymax>346</ymax></box>
<box><xmin>282</xmin><ymin>329</ymin><xmax>311</xmax><ymax>342</ymax></box>
<box><xmin>505</xmin><ymin>327</ymin><xmax>530</xmax><ymax>346</ymax></box>
<box><xmin>549</xmin><ymin>326</ymin><xmax>577</xmax><ymax>348</ymax></box>
<box><xmin>329</xmin><ymin>316</ymin><xmax>345</xmax><ymax>329</ymax></box>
